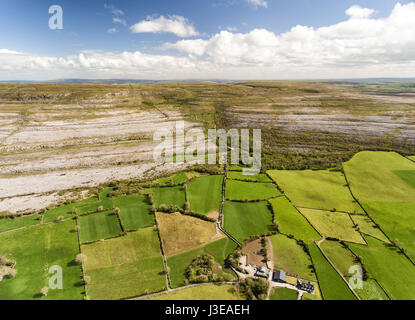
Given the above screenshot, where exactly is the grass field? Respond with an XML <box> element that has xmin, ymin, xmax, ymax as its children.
<box><xmin>186</xmin><ymin>175</ymin><xmax>223</xmax><ymax>215</ymax></box>
<box><xmin>348</xmin><ymin>278</ymin><xmax>390</xmax><ymax>300</ymax></box>
<box><xmin>79</xmin><ymin>211</ymin><xmax>122</xmax><ymax>244</ymax></box>
<box><xmin>349</xmin><ymin>214</ymin><xmax>390</xmax><ymax>243</ymax></box>
<box><xmin>156</xmin><ymin>212</ymin><xmax>221</xmax><ymax>256</ymax></box>
<box><xmin>225</xmin><ymin>180</ymin><xmax>281</xmax><ymax>201</ymax></box>
<box><xmin>270</xmin><ymin>234</ymin><xmax>316</xmax><ymax>280</ymax></box>
<box><xmin>320</xmin><ymin>240</ymin><xmax>358</xmax><ymax>276</ymax></box>
<box><xmin>348</xmin><ymin>236</ymin><xmax>415</xmax><ymax>300</ymax></box>
<box><xmin>300</xmin><ymin>208</ymin><xmax>365</xmax><ymax>244</ymax></box>
<box><xmin>269</xmin><ymin>197</ymin><xmax>320</xmax><ymax>243</ymax></box>
<box><xmin>153</xmin><ymin>186</ymin><xmax>186</xmax><ymax>209</ymax></box>
<box><xmin>99</xmin><ymin>188</ymin><xmax>114</xmax><ymax>210</ymax></box>
<box><xmin>167</xmin><ymin>237</ymin><xmax>237</xmax><ymax>288</ymax></box>
<box><xmin>153</xmin><ymin>172</ymin><xmax>190</xmax><ymax>186</ymax></box>
<box><xmin>269</xmin><ymin>287</ymin><xmax>298</xmax><ymax>300</ymax></box>
<box><xmin>150</xmin><ymin>284</ymin><xmax>241</xmax><ymax>300</ymax></box>
<box><xmin>42</xmin><ymin>197</ymin><xmax>99</xmax><ymax>223</ymax></box>
<box><xmin>308</xmin><ymin>243</ymin><xmax>356</xmax><ymax>300</ymax></box>
<box><xmin>113</xmin><ymin>195</ymin><xmax>154</xmax><ymax>231</ymax></box>
<box><xmin>267</xmin><ymin>170</ymin><xmax>363</xmax><ymax>213</ymax></box>
<box><xmin>0</xmin><ymin>220</ymin><xmax>83</xmax><ymax>300</ymax></box>
<box><xmin>223</xmin><ymin>201</ymin><xmax>274</xmax><ymax>243</ymax></box>
<box><xmin>0</xmin><ymin>214</ymin><xmax>40</xmax><ymax>233</ymax></box>
<box><xmin>344</xmin><ymin>151</ymin><xmax>415</xmax><ymax>261</ymax></box>
<box><xmin>82</xmin><ymin>227</ymin><xmax>166</xmax><ymax>300</ymax></box>
<box><xmin>227</xmin><ymin>171</ymin><xmax>272</xmax><ymax>183</ymax></box>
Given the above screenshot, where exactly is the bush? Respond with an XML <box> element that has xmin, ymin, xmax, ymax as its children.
<box><xmin>75</xmin><ymin>253</ymin><xmax>87</xmax><ymax>265</ymax></box>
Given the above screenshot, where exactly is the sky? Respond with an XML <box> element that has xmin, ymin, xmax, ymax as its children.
<box><xmin>1</xmin><ymin>0</ymin><xmax>415</xmax><ymax>80</ymax></box>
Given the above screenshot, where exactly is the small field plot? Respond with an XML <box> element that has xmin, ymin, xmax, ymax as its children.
<box><xmin>82</xmin><ymin>227</ymin><xmax>166</xmax><ymax>300</ymax></box>
<box><xmin>350</xmin><ymin>214</ymin><xmax>390</xmax><ymax>243</ymax></box>
<box><xmin>42</xmin><ymin>197</ymin><xmax>98</xmax><ymax>223</ymax></box>
<box><xmin>223</xmin><ymin>201</ymin><xmax>274</xmax><ymax>243</ymax></box>
<box><xmin>226</xmin><ymin>180</ymin><xmax>281</xmax><ymax>201</ymax></box>
<box><xmin>150</xmin><ymin>284</ymin><xmax>241</xmax><ymax>300</ymax></box>
<box><xmin>267</xmin><ymin>170</ymin><xmax>363</xmax><ymax>214</ymax></box>
<box><xmin>99</xmin><ymin>188</ymin><xmax>114</xmax><ymax>210</ymax></box>
<box><xmin>156</xmin><ymin>212</ymin><xmax>222</xmax><ymax>256</ymax></box>
<box><xmin>153</xmin><ymin>171</ymin><xmax>201</xmax><ymax>187</ymax></box>
<box><xmin>167</xmin><ymin>237</ymin><xmax>237</xmax><ymax>288</ymax></box>
<box><xmin>270</xmin><ymin>234</ymin><xmax>316</xmax><ymax>280</ymax></box>
<box><xmin>0</xmin><ymin>220</ymin><xmax>83</xmax><ymax>300</ymax></box>
<box><xmin>186</xmin><ymin>175</ymin><xmax>223</xmax><ymax>215</ymax></box>
<box><xmin>79</xmin><ymin>211</ymin><xmax>122</xmax><ymax>244</ymax></box>
<box><xmin>0</xmin><ymin>214</ymin><xmax>40</xmax><ymax>233</ymax></box>
<box><xmin>269</xmin><ymin>288</ymin><xmax>298</xmax><ymax>300</ymax></box>
<box><xmin>348</xmin><ymin>236</ymin><xmax>415</xmax><ymax>300</ymax></box>
<box><xmin>394</xmin><ymin>170</ymin><xmax>415</xmax><ymax>190</ymax></box>
<box><xmin>308</xmin><ymin>243</ymin><xmax>356</xmax><ymax>300</ymax></box>
<box><xmin>227</xmin><ymin>171</ymin><xmax>272</xmax><ymax>183</ymax></box>
<box><xmin>153</xmin><ymin>186</ymin><xmax>186</xmax><ymax>209</ymax></box>
<box><xmin>269</xmin><ymin>197</ymin><xmax>320</xmax><ymax>243</ymax></box>
<box><xmin>300</xmin><ymin>208</ymin><xmax>365</xmax><ymax>244</ymax></box>
<box><xmin>351</xmin><ymin>279</ymin><xmax>389</xmax><ymax>300</ymax></box>
<box><xmin>113</xmin><ymin>195</ymin><xmax>154</xmax><ymax>231</ymax></box>
<box><xmin>320</xmin><ymin>240</ymin><xmax>358</xmax><ymax>276</ymax></box>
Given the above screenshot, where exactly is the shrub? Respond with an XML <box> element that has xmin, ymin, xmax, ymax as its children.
<box><xmin>75</xmin><ymin>253</ymin><xmax>87</xmax><ymax>265</ymax></box>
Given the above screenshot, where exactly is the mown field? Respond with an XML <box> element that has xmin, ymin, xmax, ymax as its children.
<box><xmin>269</xmin><ymin>287</ymin><xmax>298</xmax><ymax>300</ymax></box>
<box><xmin>150</xmin><ymin>284</ymin><xmax>241</xmax><ymax>300</ymax></box>
<box><xmin>113</xmin><ymin>195</ymin><xmax>154</xmax><ymax>231</ymax></box>
<box><xmin>186</xmin><ymin>175</ymin><xmax>223</xmax><ymax>215</ymax></box>
<box><xmin>79</xmin><ymin>211</ymin><xmax>122</xmax><ymax>244</ymax></box>
<box><xmin>225</xmin><ymin>180</ymin><xmax>281</xmax><ymax>201</ymax></box>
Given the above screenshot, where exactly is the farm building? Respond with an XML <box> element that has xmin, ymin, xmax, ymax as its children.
<box><xmin>256</xmin><ymin>266</ymin><xmax>271</xmax><ymax>279</ymax></box>
<box><xmin>297</xmin><ymin>280</ymin><xmax>315</xmax><ymax>293</ymax></box>
<box><xmin>272</xmin><ymin>270</ymin><xmax>286</xmax><ymax>283</ymax></box>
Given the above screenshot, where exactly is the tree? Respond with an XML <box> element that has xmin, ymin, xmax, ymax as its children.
<box><xmin>98</xmin><ymin>206</ymin><xmax>104</xmax><ymax>212</ymax></box>
<box><xmin>83</xmin><ymin>275</ymin><xmax>91</xmax><ymax>285</ymax></box>
<box><xmin>75</xmin><ymin>253</ymin><xmax>87</xmax><ymax>265</ymax></box>
<box><xmin>41</xmin><ymin>287</ymin><xmax>49</xmax><ymax>297</ymax></box>
<box><xmin>114</xmin><ymin>207</ymin><xmax>120</xmax><ymax>214</ymax></box>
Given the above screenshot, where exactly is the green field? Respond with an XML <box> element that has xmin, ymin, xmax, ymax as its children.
<box><xmin>0</xmin><ymin>214</ymin><xmax>40</xmax><ymax>233</ymax></box>
<box><xmin>186</xmin><ymin>175</ymin><xmax>223</xmax><ymax>214</ymax></box>
<box><xmin>153</xmin><ymin>186</ymin><xmax>186</xmax><ymax>209</ymax></box>
<box><xmin>308</xmin><ymin>243</ymin><xmax>356</xmax><ymax>300</ymax></box>
<box><xmin>300</xmin><ymin>208</ymin><xmax>365</xmax><ymax>244</ymax></box>
<box><xmin>227</xmin><ymin>171</ymin><xmax>272</xmax><ymax>183</ymax></box>
<box><xmin>42</xmin><ymin>197</ymin><xmax>99</xmax><ymax>223</ymax></box>
<box><xmin>79</xmin><ymin>211</ymin><xmax>122</xmax><ymax>244</ymax></box>
<box><xmin>151</xmin><ymin>284</ymin><xmax>241</xmax><ymax>300</ymax></box>
<box><xmin>113</xmin><ymin>195</ymin><xmax>154</xmax><ymax>231</ymax></box>
<box><xmin>225</xmin><ymin>180</ymin><xmax>281</xmax><ymax>201</ymax></box>
<box><xmin>167</xmin><ymin>238</ymin><xmax>236</xmax><ymax>288</ymax></box>
<box><xmin>269</xmin><ymin>287</ymin><xmax>298</xmax><ymax>300</ymax></box>
<box><xmin>351</xmin><ymin>278</ymin><xmax>389</xmax><ymax>300</ymax></box>
<box><xmin>344</xmin><ymin>151</ymin><xmax>415</xmax><ymax>260</ymax></box>
<box><xmin>82</xmin><ymin>227</ymin><xmax>166</xmax><ymax>300</ymax></box>
<box><xmin>270</xmin><ymin>233</ymin><xmax>316</xmax><ymax>280</ymax></box>
<box><xmin>0</xmin><ymin>220</ymin><xmax>83</xmax><ymax>300</ymax></box>
<box><xmin>99</xmin><ymin>188</ymin><xmax>114</xmax><ymax>210</ymax></box>
<box><xmin>350</xmin><ymin>214</ymin><xmax>390</xmax><ymax>243</ymax></box>
<box><xmin>320</xmin><ymin>240</ymin><xmax>358</xmax><ymax>276</ymax></box>
<box><xmin>267</xmin><ymin>170</ymin><xmax>363</xmax><ymax>214</ymax></box>
<box><xmin>153</xmin><ymin>172</ymin><xmax>190</xmax><ymax>186</ymax></box>
<box><xmin>348</xmin><ymin>236</ymin><xmax>415</xmax><ymax>300</ymax></box>
<box><xmin>269</xmin><ymin>197</ymin><xmax>320</xmax><ymax>243</ymax></box>
<box><xmin>223</xmin><ymin>201</ymin><xmax>274</xmax><ymax>242</ymax></box>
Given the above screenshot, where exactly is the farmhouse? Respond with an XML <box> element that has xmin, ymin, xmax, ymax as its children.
<box><xmin>255</xmin><ymin>266</ymin><xmax>271</xmax><ymax>279</ymax></box>
<box><xmin>297</xmin><ymin>280</ymin><xmax>315</xmax><ymax>294</ymax></box>
<box><xmin>272</xmin><ymin>270</ymin><xmax>286</xmax><ymax>283</ymax></box>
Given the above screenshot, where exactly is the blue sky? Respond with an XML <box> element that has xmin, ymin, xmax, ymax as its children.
<box><xmin>1</xmin><ymin>0</ymin><xmax>415</xmax><ymax>80</ymax></box>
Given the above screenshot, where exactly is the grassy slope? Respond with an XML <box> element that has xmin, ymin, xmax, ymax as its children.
<box><xmin>269</xmin><ymin>197</ymin><xmax>320</xmax><ymax>243</ymax></box>
<box><xmin>186</xmin><ymin>175</ymin><xmax>223</xmax><ymax>214</ymax></box>
<box><xmin>226</xmin><ymin>180</ymin><xmax>281</xmax><ymax>201</ymax></box>
<box><xmin>308</xmin><ymin>243</ymin><xmax>356</xmax><ymax>300</ymax></box>
<box><xmin>348</xmin><ymin>236</ymin><xmax>415</xmax><ymax>300</ymax></box>
<box><xmin>0</xmin><ymin>214</ymin><xmax>40</xmax><ymax>233</ymax></box>
<box><xmin>223</xmin><ymin>201</ymin><xmax>274</xmax><ymax>243</ymax></box>
<box><xmin>151</xmin><ymin>284</ymin><xmax>241</xmax><ymax>300</ymax></box>
<box><xmin>349</xmin><ymin>214</ymin><xmax>390</xmax><ymax>243</ymax></box>
<box><xmin>344</xmin><ymin>151</ymin><xmax>415</xmax><ymax>260</ymax></box>
<box><xmin>113</xmin><ymin>195</ymin><xmax>154</xmax><ymax>231</ymax></box>
<box><xmin>0</xmin><ymin>220</ymin><xmax>83</xmax><ymax>300</ymax></box>
<box><xmin>300</xmin><ymin>208</ymin><xmax>365</xmax><ymax>244</ymax></box>
<box><xmin>270</xmin><ymin>234</ymin><xmax>316</xmax><ymax>280</ymax></box>
<box><xmin>82</xmin><ymin>227</ymin><xmax>166</xmax><ymax>300</ymax></box>
<box><xmin>227</xmin><ymin>171</ymin><xmax>272</xmax><ymax>182</ymax></box>
<box><xmin>79</xmin><ymin>211</ymin><xmax>122</xmax><ymax>244</ymax></box>
<box><xmin>153</xmin><ymin>186</ymin><xmax>186</xmax><ymax>209</ymax></box>
<box><xmin>167</xmin><ymin>237</ymin><xmax>236</xmax><ymax>288</ymax></box>
<box><xmin>320</xmin><ymin>240</ymin><xmax>357</xmax><ymax>276</ymax></box>
<box><xmin>267</xmin><ymin>169</ymin><xmax>363</xmax><ymax>213</ymax></box>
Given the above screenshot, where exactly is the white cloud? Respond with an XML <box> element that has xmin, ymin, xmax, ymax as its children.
<box><xmin>104</xmin><ymin>4</ymin><xmax>124</xmax><ymax>16</ymax></box>
<box><xmin>107</xmin><ymin>28</ymin><xmax>118</xmax><ymax>34</ymax></box>
<box><xmin>130</xmin><ymin>15</ymin><xmax>199</xmax><ymax>37</ymax></box>
<box><xmin>2</xmin><ymin>3</ymin><xmax>415</xmax><ymax>80</ymax></box>
<box><xmin>346</xmin><ymin>5</ymin><xmax>375</xmax><ymax>19</ymax></box>
<box><xmin>247</xmin><ymin>0</ymin><xmax>268</xmax><ymax>8</ymax></box>
<box><xmin>113</xmin><ymin>17</ymin><xmax>126</xmax><ymax>26</ymax></box>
